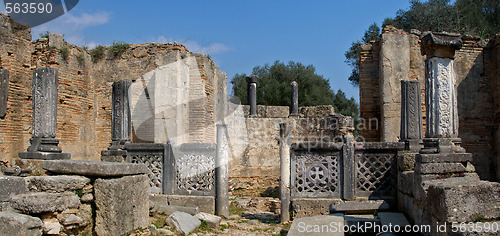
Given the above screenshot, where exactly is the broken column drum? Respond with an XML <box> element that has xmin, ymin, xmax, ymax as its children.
<box><xmin>246</xmin><ymin>75</ymin><xmax>258</xmax><ymax>118</ymax></box>
<box><xmin>19</xmin><ymin>68</ymin><xmax>70</xmax><ymax>160</ymax></box>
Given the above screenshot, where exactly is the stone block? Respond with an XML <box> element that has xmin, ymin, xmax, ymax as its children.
<box><xmin>397</xmin><ymin>153</ymin><xmax>416</xmax><ymax>171</ymax></box>
<box><xmin>398</xmin><ymin>171</ymin><xmax>415</xmax><ymax>196</ymax></box>
<box><xmin>292</xmin><ymin>198</ymin><xmax>342</xmax><ymax>218</ymax></box>
<box><xmin>42</xmin><ymin>160</ymin><xmax>148</xmax><ymax>177</ymax></box>
<box><xmin>426</xmin><ymin>177</ymin><xmax>500</xmax><ymax>222</ymax></box>
<box><xmin>195</xmin><ymin>212</ymin><xmax>221</xmax><ymax>228</ymax></box>
<box><xmin>0</xmin><ymin>176</ymin><xmax>28</xmax><ymax>202</ymax></box>
<box><xmin>415</xmin><ymin>162</ymin><xmax>466</xmax><ymax>174</ymax></box>
<box><xmin>416</xmin><ymin>153</ymin><xmax>473</xmax><ymax>163</ymax></box>
<box><xmin>330</xmin><ymin>200</ymin><xmax>391</xmax><ymax>214</ymax></box>
<box><xmin>10</xmin><ymin>192</ymin><xmax>80</xmax><ymax>214</ymax></box>
<box><xmin>48</xmin><ymin>33</ymin><xmax>64</xmax><ymax>50</ymax></box>
<box><xmin>0</xmin><ymin>211</ymin><xmax>43</xmax><ymax>236</ymax></box>
<box><xmin>266</xmin><ymin>106</ymin><xmax>289</xmax><ymax>118</ymax></box>
<box><xmin>166</xmin><ymin>211</ymin><xmax>201</xmax><ymax>235</ymax></box>
<box><xmin>166</xmin><ymin>195</ymin><xmax>215</xmax><ymax>214</ymax></box>
<box><xmin>288</xmin><ymin>214</ymin><xmax>344</xmax><ymax>236</ymax></box>
<box><xmin>26</xmin><ymin>175</ymin><xmax>90</xmax><ymax>192</ymax></box>
<box><xmin>94</xmin><ymin>174</ymin><xmax>149</xmax><ymax>236</ymax></box>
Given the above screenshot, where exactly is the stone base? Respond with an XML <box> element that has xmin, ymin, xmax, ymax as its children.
<box><xmin>419</xmin><ymin>138</ymin><xmax>466</xmax><ymax>154</ymax></box>
<box><xmin>100</xmin><ymin>149</ymin><xmax>126</xmax><ymax>163</ymax></box>
<box><xmin>291</xmin><ymin>198</ymin><xmax>343</xmax><ymax>218</ymax></box>
<box><xmin>19</xmin><ymin>152</ymin><xmax>70</xmax><ymax>160</ymax></box>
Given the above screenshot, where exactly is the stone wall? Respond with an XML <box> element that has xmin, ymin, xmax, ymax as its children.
<box><xmin>226</xmin><ymin>104</ymin><xmax>336</xmax><ymax>196</ymax></box>
<box><xmin>359</xmin><ymin>26</ymin><xmax>498</xmax><ymax>180</ymax></box>
<box><xmin>0</xmin><ymin>160</ymin><xmax>150</xmax><ymax>236</ymax></box>
<box><xmin>0</xmin><ymin>14</ymin><xmax>226</xmax><ymax>168</ymax></box>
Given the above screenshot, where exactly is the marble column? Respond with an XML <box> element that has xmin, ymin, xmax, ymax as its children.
<box><xmin>420</xmin><ymin>32</ymin><xmax>464</xmax><ymax>154</ymax></box>
<box><xmin>279</xmin><ymin>123</ymin><xmax>291</xmax><ymax>222</ymax></box>
<box><xmin>290</xmin><ymin>81</ymin><xmax>299</xmax><ymax>117</ymax></box>
<box><xmin>246</xmin><ymin>75</ymin><xmax>258</xmax><ymax>118</ymax></box>
<box><xmin>19</xmin><ymin>68</ymin><xmax>70</xmax><ymax>160</ymax></box>
<box><xmin>215</xmin><ymin>124</ymin><xmax>229</xmax><ymax>217</ymax></box>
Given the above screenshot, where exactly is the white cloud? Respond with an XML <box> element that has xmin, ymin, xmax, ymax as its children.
<box><xmin>31</xmin><ymin>11</ymin><xmax>111</xmax><ymax>47</ymax></box>
<box><xmin>151</xmin><ymin>35</ymin><xmax>232</xmax><ymax>55</ymax></box>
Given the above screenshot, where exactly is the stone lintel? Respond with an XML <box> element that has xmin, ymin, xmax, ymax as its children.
<box><xmin>354</xmin><ymin>141</ymin><xmax>405</xmax><ymax>151</ymax></box>
<box><xmin>42</xmin><ymin>160</ymin><xmax>148</xmax><ymax>177</ymax></box>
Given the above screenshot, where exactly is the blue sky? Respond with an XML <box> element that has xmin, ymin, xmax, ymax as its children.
<box><xmin>3</xmin><ymin>0</ymin><xmax>413</xmax><ymax>101</ymax></box>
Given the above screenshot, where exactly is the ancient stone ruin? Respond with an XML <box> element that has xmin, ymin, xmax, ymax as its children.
<box><xmin>0</xmin><ymin>13</ymin><xmax>500</xmax><ymax>236</ymax></box>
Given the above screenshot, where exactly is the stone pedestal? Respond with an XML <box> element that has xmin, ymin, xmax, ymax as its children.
<box><xmin>19</xmin><ymin>68</ymin><xmax>70</xmax><ymax>160</ymax></box>
<box><xmin>289</xmin><ymin>81</ymin><xmax>299</xmax><ymax>117</ymax></box>
<box><xmin>101</xmin><ymin>81</ymin><xmax>131</xmax><ymax>161</ymax></box>
<box><xmin>246</xmin><ymin>75</ymin><xmax>258</xmax><ymax>118</ymax></box>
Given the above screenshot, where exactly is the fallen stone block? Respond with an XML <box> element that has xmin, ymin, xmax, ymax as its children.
<box><xmin>0</xmin><ymin>176</ymin><xmax>28</xmax><ymax>202</ymax></box>
<box><xmin>378</xmin><ymin>212</ymin><xmax>410</xmax><ymax>227</ymax></box>
<box><xmin>27</xmin><ymin>175</ymin><xmax>90</xmax><ymax>192</ymax></box>
<box><xmin>94</xmin><ymin>174</ymin><xmax>149</xmax><ymax>236</ymax></box>
<box><xmin>195</xmin><ymin>212</ymin><xmax>222</xmax><ymax>228</ymax></box>
<box><xmin>42</xmin><ymin>160</ymin><xmax>148</xmax><ymax>177</ymax></box>
<box><xmin>10</xmin><ymin>192</ymin><xmax>80</xmax><ymax>214</ymax></box>
<box><xmin>151</xmin><ymin>204</ymin><xmax>199</xmax><ymax>215</ymax></box>
<box><xmin>0</xmin><ymin>211</ymin><xmax>43</xmax><ymax>236</ymax></box>
<box><xmin>166</xmin><ymin>211</ymin><xmax>201</xmax><ymax>235</ymax></box>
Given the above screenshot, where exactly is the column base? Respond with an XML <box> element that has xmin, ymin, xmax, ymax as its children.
<box><xmin>101</xmin><ymin>149</ymin><xmax>127</xmax><ymax>162</ymax></box>
<box><xmin>20</xmin><ymin>137</ymin><xmax>70</xmax><ymax>160</ymax></box>
<box><xmin>419</xmin><ymin>138</ymin><xmax>466</xmax><ymax>154</ymax></box>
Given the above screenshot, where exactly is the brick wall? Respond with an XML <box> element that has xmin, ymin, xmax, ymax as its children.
<box><xmin>0</xmin><ymin>15</ymin><xmax>226</xmax><ymax>167</ymax></box>
<box><xmin>359</xmin><ymin>40</ymin><xmax>381</xmax><ymax>141</ymax></box>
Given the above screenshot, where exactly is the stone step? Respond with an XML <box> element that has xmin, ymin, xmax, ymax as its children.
<box><xmin>330</xmin><ymin>200</ymin><xmax>391</xmax><ymax>214</ymax></box>
<box><xmin>288</xmin><ymin>214</ymin><xmax>344</xmax><ymax>236</ymax></box>
<box><xmin>344</xmin><ymin>214</ymin><xmax>380</xmax><ymax>225</ymax></box>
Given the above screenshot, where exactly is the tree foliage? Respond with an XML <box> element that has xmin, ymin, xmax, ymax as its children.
<box><xmin>344</xmin><ymin>23</ymin><xmax>380</xmax><ymax>87</ymax></box>
<box><xmin>230</xmin><ymin>60</ymin><xmax>359</xmax><ymax>118</ymax></box>
<box><xmin>346</xmin><ymin>0</ymin><xmax>500</xmax><ymax>86</ymax></box>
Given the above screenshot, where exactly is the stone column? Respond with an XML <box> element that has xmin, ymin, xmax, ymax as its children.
<box><xmin>19</xmin><ymin>68</ymin><xmax>70</xmax><ymax>160</ymax></box>
<box><xmin>246</xmin><ymin>75</ymin><xmax>258</xmax><ymax>118</ymax></box>
<box><xmin>290</xmin><ymin>81</ymin><xmax>299</xmax><ymax>117</ymax></box>
<box><xmin>0</xmin><ymin>69</ymin><xmax>9</xmax><ymax>118</ymax></box>
<box><xmin>420</xmin><ymin>32</ymin><xmax>464</xmax><ymax>154</ymax></box>
<box><xmin>215</xmin><ymin>124</ymin><xmax>229</xmax><ymax>218</ymax></box>
<box><xmin>414</xmin><ymin>33</ymin><xmax>476</xmax><ymax>196</ymax></box>
<box><xmin>400</xmin><ymin>80</ymin><xmax>423</xmax><ymax>151</ymax></box>
<box><xmin>102</xmin><ymin>81</ymin><xmax>132</xmax><ymax>161</ymax></box>
<box><xmin>279</xmin><ymin>123</ymin><xmax>291</xmax><ymax>222</ymax></box>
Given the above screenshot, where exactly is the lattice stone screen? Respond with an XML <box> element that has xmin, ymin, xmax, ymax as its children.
<box><xmin>291</xmin><ymin>150</ymin><xmax>342</xmax><ymax>198</ymax></box>
<box><xmin>125</xmin><ymin>143</ymin><xmax>166</xmax><ymax>194</ymax></box>
<box><xmin>164</xmin><ymin>142</ymin><xmax>216</xmax><ymax>196</ymax></box>
<box><xmin>355</xmin><ymin>152</ymin><xmax>397</xmax><ymax>198</ymax></box>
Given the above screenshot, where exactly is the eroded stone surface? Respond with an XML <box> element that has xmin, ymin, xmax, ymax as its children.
<box><xmin>94</xmin><ymin>174</ymin><xmax>149</xmax><ymax>236</ymax></box>
<box><xmin>0</xmin><ymin>211</ymin><xmax>42</xmax><ymax>236</ymax></box>
<box><xmin>27</xmin><ymin>175</ymin><xmax>90</xmax><ymax>192</ymax></box>
<box><xmin>10</xmin><ymin>192</ymin><xmax>80</xmax><ymax>214</ymax></box>
<box><xmin>0</xmin><ymin>176</ymin><xmax>28</xmax><ymax>202</ymax></box>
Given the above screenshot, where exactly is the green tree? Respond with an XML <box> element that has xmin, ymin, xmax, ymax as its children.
<box><xmin>230</xmin><ymin>60</ymin><xmax>359</xmax><ymax>119</ymax></box>
<box><xmin>344</xmin><ymin>23</ymin><xmax>380</xmax><ymax>86</ymax></box>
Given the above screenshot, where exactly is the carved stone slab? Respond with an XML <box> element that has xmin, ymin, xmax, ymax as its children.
<box><xmin>0</xmin><ymin>69</ymin><xmax>9</xmax><ymax>118</ymax></box>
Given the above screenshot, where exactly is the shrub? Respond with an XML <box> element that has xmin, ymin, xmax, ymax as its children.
<box><xmin>109</xmin><ymin>41</ymin><xmax>130</xmax><ymax>58</ymax></box>
<box><xmin>60</xmin><ymin>46</ymin><xmax>69</xmax><ymax>61</ymax></box>
<box><xmin>89</xmin><ymin>45</ymin><xmax>106</xmax><ymax>63</ymax></box>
